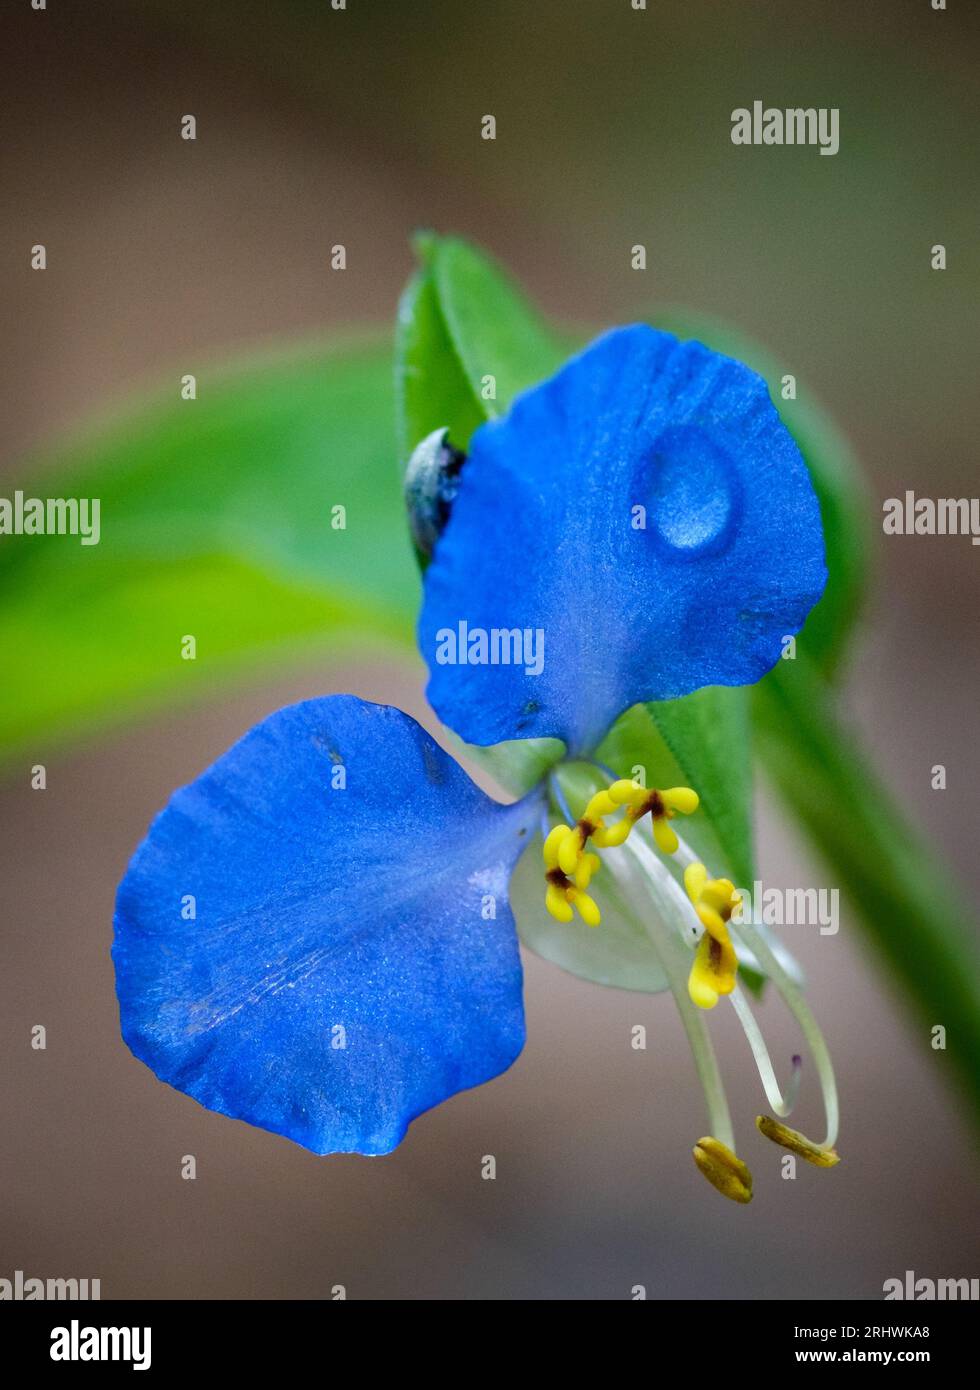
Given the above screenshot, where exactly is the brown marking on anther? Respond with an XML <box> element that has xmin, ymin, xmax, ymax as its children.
<box><xmin>638</xmin><ymin>791</ymin><xmax>666</xmax><ymax>819</ymax></box>
<box><xmin>546</xmin><ymin>867</ymin><xmax>570</xmax><ymax>889</ymax></box>
<box><xmin>708</xmin><ymin>936</ymin><xmax>723</xmax><ymax>967</ymax></box>
<box><xmin>578</xmin><ymin>819</ymin><xmax>596</xmax><ymax>840</ymax></box>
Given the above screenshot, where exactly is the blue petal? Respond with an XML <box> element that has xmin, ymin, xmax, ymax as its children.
<box><xmin>113</xmin><ymin>696</ymin><xmax>540</xmax><ymax>1155</ymax></box>
<box><xmin>418</xmin><ymin>325</ymin><xmax>827</xmax><ymax>754</ymax></box>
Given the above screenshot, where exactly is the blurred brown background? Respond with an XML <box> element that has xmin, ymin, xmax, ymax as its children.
<box><xmin>1</xmin><ymin>0</ymin><xmax>978</xmax><ymax>1299</ymax></box>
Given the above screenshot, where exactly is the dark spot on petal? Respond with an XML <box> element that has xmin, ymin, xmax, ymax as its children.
<box><xmin>311</xmin><ymin>734</ymin><xmax>344</xmax><ymax>764</ymax></box>
<box><xmin>421</xmin><ymin>743</ymin><xmax>446</xmax><ymax>785</ymax></box>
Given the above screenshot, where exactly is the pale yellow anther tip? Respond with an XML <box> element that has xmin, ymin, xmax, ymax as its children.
<box><xmin>573</xmin><ymin>891</ymin><xmax>601</xmax><ymax>928</ymax></box>
<box><xmin>652</xmin><ymin>818</ymin><xmax>680</xmax><ymax>855</ymax></box>
<box><xmin>688</xmin><ymin>976</ymin><xmax>720</xmax><ymax>1010</ymax></box>
<box><xmin>693</xmin><ymin>1136</ymin><xmax>753</xmax><ymax>1204</ymax></box>
<box><xmin>684</xmin><ymin>861</ymin><xmax>708</xmax><ymax>901</ymax></box>
<box><xmin>608</xmin><ymin>778</ymin><xmax>645</xmax><ymax>806</ymax></box>
<box><xmin>664</xmin><ymin>786</ymin><xmax>700</xmax><ymax>815</ymax></box>
<box><xmin>593</xmin><ymin>818</ymin><xmax>631</xmax><ymax>848</ymax></box>
<box><xmin>696</xmin><ymin>903</ymin><xmax>727</xmax><ymax>940</ymax></box>
<box><xmin>574</xmin><ymin>852</ymin><xmax>601</xmax><ymax>890</ymax></box>
<box><xmin>544</xmin><ymin>884</ymin><xmax>574</xmax><ymax>923</ymax></box>
<box><xmin>558</xmin><ymin>832</ymin><xmax>582</xmax><ymax>876</ymax></box>
<box><xmin>585</xmin><ymin>790</ymin><xmax>616</xmax><ymax>820</ymax></box>
<box><xmin>755</xmin><ymin>1115</ymin><xmax>841</xmax><ymax>1168</ymax></box>
<box><xmin>542</xmin><ymin>823</ymin><xmax>571</xmax><ymax>869</ymax></box>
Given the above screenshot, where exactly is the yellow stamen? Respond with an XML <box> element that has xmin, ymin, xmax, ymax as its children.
<box><xmin>684</xmin><ymin>860</ymin><xmax>742</xmax><ymax>1009</ymax></box>
<box><xmin>685</xmin><ymin>861</ymin><xmax>708</xmax><ymax>900</ymax></box>
<box><xmin>642</xmin><ymin>784</ymin><xmax>698</xmax><ymax>855</ymax></box>
<box><xmin>608</xmin><ymin>778</ymin><xmax>648</xmax><ymax>807</ymax></box>
<box><xmin>544</xmin><ymin>856</ymin><xmax>601</xmax><ymax>926</ymax></box>
<box><xmin>693</xmin><ymin>1136</ymin><xmax>753</xmax><ymax>1204</ymax></box>
<box><xmin>543</xmin><ymin>823</ymin><xmax>571</xmax><ymax>870</ymax></box>
<box><xmin>558</xmin><ymin>824</ymin><xmax>587</xmax><ymax>876</ymax></box>
<box><xmin>688</xmin><ymin>929</ymin><xmax>739</xmax><ymax>1008</ymax></box>
<box><xmin>544</xmin><ymin>882</ymin><xmax>572</xmax><ymax>922</ymax></box>
<box><xmin>652</xmin><ymin>817</ymin><xmax>680</xmax><ymax>854</ymax></box>
<box><xmin>542</xmin><ymin>777</ymin><xmax>699</xmax><ymax>934</ymax></box>
<box><xmin>684</xmin><ymin>861</ymin><xmax>741</xmax><ymax>935</ymax></box>
<box><xmin>663</xmin><ymin>786</ymin><xmax>700</xmax><ymax>815</ymax></box>
<box><xmin>592</xmin><ymin>817</ymin><xmax>631</xmax><ymax>848</ymax></box>
<box><xmin>574</xmin><ymin>851</ymin><xmax>601</xmax><ymax>890</ymax></box>
<box><xmin>756</xmin><ymin>1115</ymin><xmax>841</xmax><ymax>1167</ymax></box>
<box><xmin>584</xmin><ymin>789</ymin><xmax>617</xmax><ymax>821</ymax></box>
<box><xmin>572</xmin><ymin>889</ymin><xmax>601</xmax><ymax>927</ymax></box>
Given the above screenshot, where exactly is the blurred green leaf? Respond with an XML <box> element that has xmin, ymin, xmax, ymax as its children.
<box><xmin>0</xmin><ymin>339</ymin><xmax>417</xmax><ymax>765</ymax></box>
<box><xmin>755</xmin><ymin>656</ymin><xmax>980</xmax><ymax>1115</ymax></box>
<box><xmin>426</xmin><ymin>235</ymin><xmax>566</xmax><ymax>414</ymax></box>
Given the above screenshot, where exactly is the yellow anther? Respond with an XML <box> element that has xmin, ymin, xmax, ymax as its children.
<box><xmin>662</xmin><ymin>786</ymin><xmax>700</xmax><ymax>815</ymax></box>
<box><xmin>584</xmin><ymin>789</ymin><xmax>617</xmax><ymax>821</ymax></box>
<box><xmin>592</xmin><ymin>817</ymin><xmax>631</xmax><ymax>848</ymax></box>
<box><xmin>542</xmin><ymin>778</ymin><xmax>699</xmax><ymax>934</ymax></box>
<box><xmin>685</xmin><ymin>861</ymin><xmax>740</xmax><ymax>1007</ymax></box>
<box><xmin>693</xmin><ymin>1136</ymin><xmax>753</xmax><ymax>1204</ymax></box>
<box><xmin>571</xmin><ymin>889</ymin><xmax>601</xmax><ymax>928</ymax></box>
<box><xmin>558</xmin><ymin>825</ymin><xmax>587</xmax><ymax>876</ymax></box>
<box><xmin>608</xmin><ymin>778</ymin><xmax>648</xmax><ymax>807</ymax></box>
<box><xmin>544</xmin><ymin>872</ymin><xmax>601</xmax><ymax>928</ymax></box>
<box><xmin>652</xmin><ymin>817</ymin><xmax>680</xmax><ymax>855</ymax></box>
<box><xmin>685</xmin><ymin>860</ymin><xmax>708</xmax><ymax>901</ymax></box>
<box><xmin>684</xmin><ymin>862</ymin><xmax>742</xmax><ymax>940</ymax></box>
<box><xmin>756</xmin><ymin>1115</ymin><xmax>841</xmax><ymax>1168</ymax></box>
<box><xmin>543</xmin><ymin>823</ymin><xmax>572</xmax><ymax>870</ymax></box>
<box><xmin>545</xmin><ymin>882</ymin><xmax>574</xmax><ymax>923</ymax></box>
<box><xmin>574</xmin><ymin>852</ymin><xmax>601</xmax><ymax>890</ymax></box>
<box><xmin>688</xmin><ymin>928</ymin><xmax>739</xmax><ymax>1008</ymax></box>
<box><xmin>621</xmin><ymin>783</ymin><xmax>699</xmax><ymax>855</ymax></box>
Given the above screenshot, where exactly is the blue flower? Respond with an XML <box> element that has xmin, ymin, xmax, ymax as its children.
<box><xmin>114</xmin><ymin>697</ymin><xmax>538</xmax><ymax>1155</ymax></box>
<box><xmin>114</xmin><ymin>326</ymin><xmax>839</xmax><ymax>1194</ymax></box>
<box><xmin>419</xmin><ymin>326</ymin><xmax>826</xmax><ymax>753</ymax></box>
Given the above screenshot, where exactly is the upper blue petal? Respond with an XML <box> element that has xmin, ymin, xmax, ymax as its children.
<box><xmin>418</xmin><ymin>325</ymin><xmax>827</xmax><ymax>754</ymax></box>
<box><xmin>113</xmin><ymin>696</ymin><xmax>539</xmax><ymax>1155</ymax></box>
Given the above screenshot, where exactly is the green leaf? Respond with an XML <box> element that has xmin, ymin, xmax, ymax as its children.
<box><xmin>654</xmin><ymin>308</ymin><xmax>871</xmax><ymax>680</ymax></box>
<box><xmin>598</xmin><ymin>688</ymin><xmax>754</xmax><ymax>888</ymax></box>
<box><xmin>755</xmin><ymin>656</ymin><xmax>980</xmax><ymax>1117</ymax></box>
<box><xmin>394</xmin><ymin>263</ymin><xmax>485</xmax><ymax>466</ymax></box>
<box><xmin>425</xmin><ymin>235</ymin><xmax>566</xmax><ymax>413</ymax></box>
<box><xmin>0</xmin><ymin>339</ymin><xmax>417</xmax><ymax>765</ymax></box>
<box><xmin>396</xmin><ymin>234</ymin><xmax>568</xmax><ymax>795</ymax></box>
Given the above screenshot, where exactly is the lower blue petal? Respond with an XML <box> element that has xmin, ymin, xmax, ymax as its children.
<box><xmin>113</xmin><ymin>696</ymin><xmax>540</xmax><ymax>1155</ymax></box>
<box><xmin>418</xmin><ymin>325</ymin><xmax>827</xmax><ymax>754</ymax></box>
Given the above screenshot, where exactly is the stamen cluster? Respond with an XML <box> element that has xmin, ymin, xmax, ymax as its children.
<box><xmin>542</xmin><ymin>779</ymin><xmax>699</xmax><ymax>928</ymax></box>
<box><xmin>540</xmin><ymin>773</ymin><xmax>841</xmax><ymax>1204</ymax></box>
